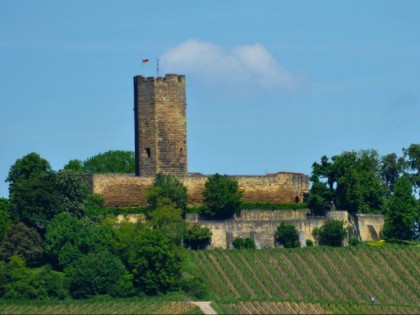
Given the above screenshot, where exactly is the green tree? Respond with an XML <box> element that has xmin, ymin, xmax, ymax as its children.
<box><xmin>6</xmin><ymin>152</ymin><xmax>52</xmax><ymax>188</ymax></box>
<box><xmin>382</xmin><ymin>176</ymin><xmax>419</xmax><ymax>241</ymax></box>
<box><xmin>7</xmin><ymin>153</ymin><xmax>99</xmax><ymax>230</ymax></box>
<box><xmin>7</xmin><ymin>153</ymin><xmax>57</xmax><ymax>228</ymax></box>
<box><xmin>381</xmin><ymin>153</ymin><xmax>406</xmax><ymax>197</ymax></box>
<box><xmin>148</xmin><ymin>203</ymin><xmax>186</xmax><ymax>246</ymax></box>
<box><xmin>127</xmin><ymin>229</ymin><xmax>181</xmax><ymax>295</ymax></box>
<box><xmin>64</xmin><ymin>150</ymin><xmax>135</xmax><ymax>174</ymax></box>
<box><xmin>147</xmin><ymin>173</ymin><xmax>188</xmax><ymax>211</ymax></box>
<box><xmin>65</xmin><ymin>251</ymin><xmax>128</xmax><ymax>299</ymax></box>
<box><xmin>0</xmin><ymin>255</ymin><xmax>69</xmax><ymax>300</ymax></box>
<box><xmin>184</xmin><ymin>224</ymin><xmax>212</xmax><ymax>250</ymax></box>
<box><xmin>44</xmin><ymin>213</ymin><xmax>114</xmax><ymax>269</ymax></box>
<box><xmin>275</xmin><ymin>223</ymin><xmax>300</xmax><ymax>248</ymax></box>
<box><xmin>55</xmin><ymin>171</ymin><xmax>90</xmax><ymax>218</ymax></box>
<box><xmin>313</xmin><ymin>220</ymin><xmax>347</xmax><ymax>247</ymax></box>
<box><xmin>0</xmin><ymin>222</ymin><xmax>44</xmax><ymax>266</ymax></box>
<box><xmin>0</xmin><ymin>198</ymin><xmax>11</xmax><ymax>244</ymax></box>
<box><xmin>308</xmin><ymin>150</ymin><xmax>385</xmax><ymax>214</ymax></box>
<box><xmin>202</xmin><ymin>173</ymin><xmax>242</xmax><ymax>219</ymax></box>
<box><xmin>403</xmin><ymin>143</ymin><xmax>420</xmax><ymax>191</ymax></box>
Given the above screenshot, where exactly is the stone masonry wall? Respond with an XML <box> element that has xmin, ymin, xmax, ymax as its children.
<box><xmin>186</xmin><ymin>210</ymin><xmax>384</xmax><ymax>248</ymax></box>
<box><xmin>134</xmin><ymin>74</ymin><xmax>187</xmax><ymax>177</ymax></box>
<box><xmin>356</xmin><ymin>214</ymin><xmax>384</xmax><ymax>241</ymax></box>
<box><xmin>87</xmin><ymin>172</ymin><xmax>309</xmax><ymax>207</ymax></box>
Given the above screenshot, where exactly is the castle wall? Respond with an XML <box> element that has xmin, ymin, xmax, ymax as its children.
<box><xmin>185</xmin><ymin>213</ymin><xmax>328</xmax><ymax>248</ymax></box>
<box><xmin>87</xmin><ymin>172</ymin><xmax>309</xmax><ymax>207</ymax></box>
<box><xmin>134</xmin><ymin>74</ymin><xmax>187</xmax><ymax>177</ymax></box>
<box><xmin>356</xmin><ymin>214</ymin><xmax>384</xmax><ymax>241</ymax></box>
<box><xmin>186</xmin><ymin>210</ymin><xmax>383</xmax><ymax>248</ymax></box>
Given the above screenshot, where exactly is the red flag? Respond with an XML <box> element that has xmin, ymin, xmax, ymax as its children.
<box><xmin>142</xmin><ymin>59</ymin><xmax>149</xmax><ymax>64</ymax></box>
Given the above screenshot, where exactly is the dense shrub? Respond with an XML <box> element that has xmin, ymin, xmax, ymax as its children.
<box><xmin>313</xmin><ymin>220</ymin><xmax>347</xmax><ymax>247</ymax></box>
<box><xmin>127</xmin><ymin>229</ymin><xmax>182</xmax><ymax>295</ymax></box>
<box><xmin>275</xmin><ymin>223</ymin><xmax>300</xmax><ymax>248</ymax></box>
<box><xmin>147</xmin><ymin>173</ymin><xmax>188</xmax><ymax>211</ymax></box>
<box><xmin>0</xmin><ymin>222</ymin><xmax>44</xmax><ymax>266</ymax></box>
<box><xmin>232</xmin><ymin>237</ymin><xmax>256</xmax><ymax>249</ymax></box>
<box><xmin>184</xmin><ymin>225</ymin><xmax>212</xmax><ymax>250</ymax></box>
<box><xmin>0</xmin><ymin>256</ymin><xmax>69</xmax><ymax>300</ymax></box>
<box><xmin>65</xmin><ymin>252</ymin><xmax>127</xmax><ymax>299</ymax></box>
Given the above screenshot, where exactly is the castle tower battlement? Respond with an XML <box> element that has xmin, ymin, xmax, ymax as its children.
<box><xmin>134</xmin><ymin>74</ymin><xmax>187</xmax><ymax>177</ymax></box>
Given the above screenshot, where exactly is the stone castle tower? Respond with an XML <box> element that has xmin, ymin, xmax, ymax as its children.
<box><xmin>133</xmin><ymin>74</ymin><xmax>187</xmax><ymax>177</ymax></box>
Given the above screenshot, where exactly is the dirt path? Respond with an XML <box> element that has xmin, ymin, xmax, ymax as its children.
<box><xmin>192</xmin><ymin>302</ymin><xmax>218</xmax><ymax>315</ymax></box>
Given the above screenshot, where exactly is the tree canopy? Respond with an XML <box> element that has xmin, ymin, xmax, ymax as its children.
<box><xmin>64</xmin><ymin>150</ymin><xmax>135</xmax><ymax>174</ymax></box>
<box><xmin>202</xmin><ymin>173</ymin><xmax>242</xmax><ymax>219</ymax></box>
<box><xmin>308</xmin><ymin>150</ymin><xmax>385</xmax><ymax>214</ymax></box>
<box><xmin>275</xmin><ymin>223</ymin><xmax>300</xmax><ymax>248</ymax></box>
<box><xmin>382</xmin><ymin>176</ymin><xmax>420</xmax><ymax>241</ymax></box>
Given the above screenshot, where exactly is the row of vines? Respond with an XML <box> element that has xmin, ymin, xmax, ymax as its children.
<box><xmin>190</xmin><ymin>247</ymin><xmax>420</xmax><ymax>306</ymax></box>
<box><xmin>233</xmin><ymin>301</ymin><xmax>420</xmax><ymax>314</ymax></box>
<box><xmin>0</xmin><ymin>301</ymin><xmax>202</xmax><ymax>315</ymax></box>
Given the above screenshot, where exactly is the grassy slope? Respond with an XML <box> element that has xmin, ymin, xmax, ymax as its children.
<box><xmin>189</xmin><ymin>246</ymin><xmax>420</xmax><ymax>312</ymax></box>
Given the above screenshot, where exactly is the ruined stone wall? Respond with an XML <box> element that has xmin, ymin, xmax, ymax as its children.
<box><xmin>185</xmin><ymin>214</ymin><xmax>327</xmax><ymax>248</ymax></box>
<box><xmin>134</xmin><ymin>74</ymin><xmax>187</xmax><ymax>177</ymax></box>
<box><xmin>185</xmin><ymin>210</ymin><xmax>384</xmax><ymax>248</ymax></box>
<box><xmin>356</xmin><ymin>214</ymin><xmax>384</xmax><ymax>241</ymax></box>
<box><xmin>87</xmin><ymin>172</ymin><xmax>309</xmax><ymax>207</ymax></box>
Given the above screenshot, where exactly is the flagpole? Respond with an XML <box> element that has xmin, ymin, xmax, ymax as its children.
<box><xmin>157</xmin><ymin>58</ymin><xmax>160</xmax><ymax>78</ymax></box>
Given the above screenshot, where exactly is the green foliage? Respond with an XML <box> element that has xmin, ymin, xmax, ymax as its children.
<box><xmin>0</xmin><ymin>256</ymin><xmax>69</xmax><ymax>300</ymax></box>
<box><xmin>349</xmin><ymin>237</ymin><xmax>360</xmax><ymax>246</ymax></box>
<box><xmin>0</xmin><ymin>199</ymin><xmax>11</xmax><ymax>244</ymax></box>
<box><xmin>109</xmin><ymin>220</ymin><xmax>144</xmax><ymax>265</ymax></box>
<box><xmin>64</xmin><ymin>150</ymin><xmax>135</xmax><ymax>174</ymax></box>
<box><xmin>127</xmin><ymin>229</ymin><xmax>181</xmax><ymax>295</ymax></box>
<box><xmin>147</xmin><ymin>173</ymin><xmax>188</xmax><ymax>211</ymax></box>
<box><xmin>184</xmin><ymin>225</ymin><xmax>212</xmax><ymax>250</ymax></box>
<box><xmin>403</xmin><ymin>143</ymin><xmax>420</xmax><ymax>191</ymax></box>
<box><xmin>178</xmin><ymin>250</ymin><xmax>210</xmax><ymax>299</ymax></box>
<box><xmin>232</xmin><ymin>237</ymin><xmax>256</xmax><ymax>249</ymax></box>
<box><xmin>308</xmin><ymin>150</ymin><xmax>385</xmax><ymax>214</ymax></box>
<box><xmin>383</xmin><ymin>176</ymin><xmax>420</xmax><ymax>241</ymax></box>
<box><xmin>381</xmin><ymin>153</ymin><xmax>406</xmax><ymax>197</ymax></box>
<box><xmin>313</xmin><ymin>220</ymin><xmax>347</xmax><ymax>247</ymax></box>
<box><xmin>275</xmin><ymin>223</ymin><xmax>300</xmax><ymax>248</ymax></box>
<box><xmin>55</xmin><ymin>171</ymin><xmax>90</xmax><ymax>219</ymax></box>
<box><xmin>0</xmin><ymin>222</ymin><xmax>44</xmax><ymax>266</ymax></box>
<box><xmin>6</xmin><ymin>152</ymin><xmax>53</xmax><ymax>188</ymax></box>
<box><xmin>108</xmin><ymin>274</ymin><xmax>137</xmax><ymax>298</ymax></box>
<box><xmin>44</xmin><ymin>213</ymin><xmax>114</xmax><ymax>269</ymax></box>
<box><xmin>6</xmin><ymin>153</ymin><xmax>93</xmax><ymax>230</ymax></box>
<box><xmin>65</xmin><ymin>252</ymin><xmax>128</xmax><ymax>299</ymax></box>
<box><xmin>202</xmin><ymin>173</ymin><xmax>242</xmax><ymax>219</ymax></box>
<box><xmin>305</xmin><ymin>239</ymin><xmax>314</xmax><ymax>247</ymax></box>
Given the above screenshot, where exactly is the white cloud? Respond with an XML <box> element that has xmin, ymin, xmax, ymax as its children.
<box><xmin>160</xmin><ymin>39</ymin><xmax>307</xmax><ymax>91</ymax></box>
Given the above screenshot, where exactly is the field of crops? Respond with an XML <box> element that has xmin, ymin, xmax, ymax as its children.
<box><xmin>0</xmin><ymin>300</ymin><xmax>203</xmax><ymax>315</ymax></box>
<box><xmin>216</xmin><ymin>301</ymin><xmax>420</xmax><ymax>314</ymax></box>
<box><xmin>190</xmin><ymin>246</ymin><xmax>420</xmax><ymax>307</ymax></box>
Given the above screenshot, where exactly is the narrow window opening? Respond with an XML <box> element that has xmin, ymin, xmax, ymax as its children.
<box><xmin>145</xmin><ymin>120</ymin><xmax>148</xmax><ymax>127</ymax></box>
<box><xmin>294</xmin><ymin>196</ymin><xmax>300</xmax><ymax>204</ymax></box>
<box><xmin>180</xmin><ymin>147</ymin><xmax>183</xmax><ymax>154</ymax></box>
<box><xmin>145</xmin><ymin>148</ymin><xmax>151</xmax><ymax>158</ymax></box>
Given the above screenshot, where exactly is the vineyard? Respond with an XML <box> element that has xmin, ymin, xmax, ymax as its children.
<box><xmin>190</xmin><ymin>246</ymin><xmax>420</xmax><ymax>313</ymax></box>
<box><xmin>0</xmin><ymin>299</ymin><xmax>203</xmax><ymax>315</ymax></box>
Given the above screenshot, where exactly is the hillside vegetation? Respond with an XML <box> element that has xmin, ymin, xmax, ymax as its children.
<box><xmin>190</xmin><ymin>246</ymin><xmax>420</xmax><ymax>313</ymax></box>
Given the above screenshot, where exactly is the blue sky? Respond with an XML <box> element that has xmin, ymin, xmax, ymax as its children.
<box><xmin>1</xmin><ymin>1</ymin><xmax>420</xmax><ymax>197</ymax></box>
